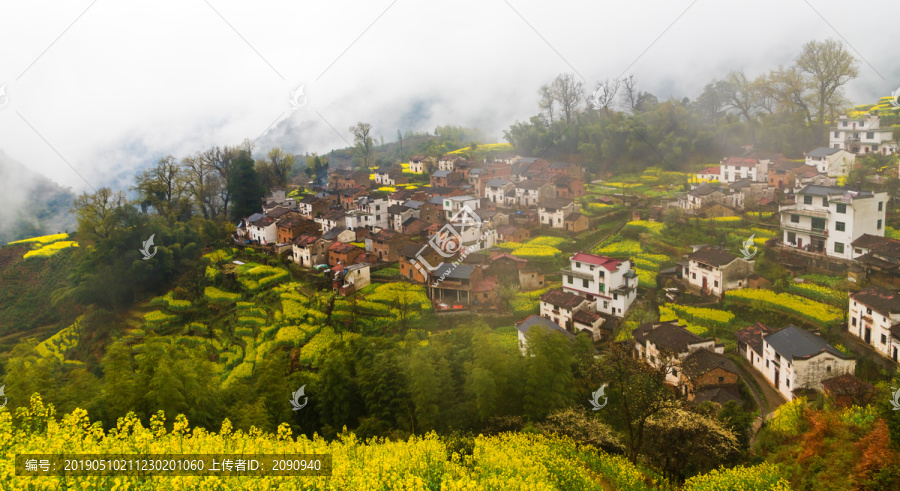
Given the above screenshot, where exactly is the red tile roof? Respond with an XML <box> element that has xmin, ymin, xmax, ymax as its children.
<box><xmin>571</xmin><ymin>252</ymin><xmax>622</xmax><ymax>271</ymax></box>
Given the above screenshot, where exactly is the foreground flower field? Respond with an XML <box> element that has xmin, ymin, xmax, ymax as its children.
<box><xmin>0</xmin><ymin>395</ymin><xmax>796</xmax><ymax>490</ymax></box>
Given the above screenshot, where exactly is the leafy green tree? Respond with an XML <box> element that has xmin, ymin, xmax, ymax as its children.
<box><xmin>316</xmin><ymin>343</ymin><xmax>363</xmax><ymax>436</ymax></box>
<box><xmin>228</xmin><ymin>150</ymin><xmax>266</xmax><ymax>222</ymax></box>
<box><xmin>522</xmin><ymin>328</ymin><xmax>575</xmax><ymax>419</ymax></box>
<box><xmin>597</xmin><ymin>341</ymin><xmax>680</xmax><ymax>463</ymax></box>
<box><xmin>642</xmin><ymin>408</ymin><xmax>740</xmax><ymax>484</ymax></box>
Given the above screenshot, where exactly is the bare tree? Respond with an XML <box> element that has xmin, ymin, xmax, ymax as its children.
<box><xmin>620</xmin><ymin>75</ymin><xmax>640</xmax><ymax>114</ymax></box>
<box><xmin>719</xmin><ymin>71</ymin><xmax>759</xmax><ymax>121</ymax></box>
<box><xmin>202</xmin><ymin>145</ymin><xmax>239</xmax><ymax>218</ymax></box>
<box><xmin>73</xmin><ymin>187</ymin><xmax>128</xmax><ymax>242</ymax></box>
<box><xmin>551</xmin><ymin>73</ymin><xmax>584</xmax><ymax>125</ymax></box>
<box><xmin>590</xmin><ymin>78</ymin><xmax>620</xmax><ymax>117</ymax></box>
<box><xmin>795</xmin><ymin>38</ymin><xmax>859</xmax><ymax>124</ymax></box>
<box><xmin>182</xmin><ymin>153</ymin><xmax>223</xmax><ymax>219</ymax></box>
<box><xmin>767</xmin><ymin>65</ymin><xmax>813</xmax><ymax>122</ymax></box>
<box><xmin>350</xmin><ymin>122</ymin><xmax>377</xmax><ymax>170</ymax></box>
<box><xmin>132</xmin><ymin>156</ymin><xmax>189</xmax><ymax>218</ymax></box>
<box><xmin>538</xmin><ymin>83</ymin><xmax>556</xmax><ymax>127</ymax></box>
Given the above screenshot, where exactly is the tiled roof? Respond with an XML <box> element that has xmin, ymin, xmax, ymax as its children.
<box><xmin>806</xmin><ymin>147</ymin><xmax>841</xmax><ymax>158</ymax></box>
<box><xmin>329</xmin><ymin>242</ymin><xmax>360</xmax><ymax>254</ymax></box>
<box><xmin>682</xmin><ymin>349</ymin><xmax>738</xmax><ymax>378</ymax></box>
<box><xmin>540</xmin><ymin>288</ymin><xmax>586</xmax><ymax>310</ymax></box>
<box><xmin>763</xmin><ymin>325</ymin><xmax>847</xmax><ymax>362</ymax></box>
<box><xmin>850</xmin><ymin>286</ymin><xmax>900</xmax><ymax>315</ymax></box>
<box><xmin>564</xmin><ymin>212</ymin><xmax>584</xmax><ymax>222</ymax></box>
<box><xmin>633</xmin><ymin>321</ymin><xmax>712</xmax><ymax>353</ymax></box>
<box><xmin>292</xmin><ymin>234</ymin><xmax>319</xmax><ymax>246</ymax></box>
<box><xmin>573</xmin><ymin>309</ymin><xmax>602</xmax><ymax>325</ymax></box>
<box><xmin>821</xmin><ymin>374</ymin><xmax>874</xmax><ymax>395</ymax></box>
<box><xmin>516</xmin><ymin>315</ymin><xmax>575</xmax><ymax>341</ymax></box>
<box><xmin>688</xmin><ymin>246</ymin><xmax>740</xmax><ymax>267</ymax></box>
<box><xmin>516</xmin><ymin>179</ymin><xmax>549</xmax><ymax>190</ymax></box>
<box><xmin>571</xmin><ymin>252</ymin><xmax>622</xmax><ymax>271</ymax></box>
<box><xmin>735</xmin><ymin>322</ymin><xmax>773</xmax><ymax>355</ymax></box>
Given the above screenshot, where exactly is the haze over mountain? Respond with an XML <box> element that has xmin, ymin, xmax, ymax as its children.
<box><xmin>1</xmin><ymin>0</ymin><xmax>898</xmax><ymax>196</ymax></box>
<box><xmin>0</xmin><ymin>150</ymin><xmax>75</xmax><ymax>245</ymax></box>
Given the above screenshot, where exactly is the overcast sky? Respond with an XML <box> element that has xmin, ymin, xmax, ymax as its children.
<box><xmin>1</xmin><ymin>0</ymin><xmax>897</xmax><ymax>193</ymax></box>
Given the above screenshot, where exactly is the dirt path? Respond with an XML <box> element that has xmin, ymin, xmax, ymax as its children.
<box><xmin>735</xmin><ymin>357</ymin><xmax>787</xmax><ymax>418</ymax></box>
<box><xmin>587</xmin><ymin>218</ymin><xmax>629</xmax><ymax>253</ymax></box>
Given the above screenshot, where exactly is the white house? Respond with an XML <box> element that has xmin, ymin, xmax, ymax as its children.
<box><xmin>696</xmin><ymin>166</ymin><xmax>720</xmax><ymax>181</ymax></box>
<box><xmin>439</xmin><ymin>155</ymin><xmax>463</xmax><ymax>171</ymax></box>
<box><xmin>804</xmin><ymin>147</ymin><xmax>855</xmax><ymax>176</ymax></box>
<box><xmin>332</xmin><ymin>263</ymin><xmax>370</xmax><ymax>293</ymax></box>
<box><xmin>484</xmin><ymin>179</ymin><xmax>515</xmax><ymax>204</ymax></box>
<box><xmin>561</xmin><ymin>252</ymin><xmax>637</xmax><ymax>317</ymax></box>
<box><xmin>248</xmin><ymin>215</ymin><xmax>278</xmax><ymax>244</ymax></box>
<box><xmin>736</xmin><ymin>322</ymin><xmax>774</xmax><ymax>373</ymax></box>
<box><xmin>759</xmin><ymin>325</ymin><xmax>855</xmax><ymax>401</ymax></box>
<box><xmin>632</xmin><ymin>320</ymin><xmax>722</xmax><ymax>386</ymax></box>
<box><xmin>514</xmin><ymin>179</ymin><xmax>553</xmax><ymax>207</ymax></box>
<box><xmin>538</xmin><ymin>198</ymin><xmax>578</xmax><ymax>229</ymax></box>
<box><xmin>848</xmin><ymin>286</ymin><xmax>900</xmax><ymax>363</ymax></box>
<box><xmin>829</xmin><ymin>113</ymin><xmax>899</xmax><ymax>155</ymax></box>
<box><xmin>316</xmin><ymin>209</ymin><xmax>347</xmax><ymax>234</ymax></box>
<box><xmin>539</xmin><ymin>288</ymin><xmax>593</xmax><ymax>332</ymax></box>
<box><xmin>356</xmin><ymin>197</ymin><xmax>389</xmax><ymax>230</ymax></box>
<box><xmin>779</xmin><ymin>185</ymin><xmax>887</xmax><ymax>260</ymax></box>
<box><xmin>443</xmin><ymin>196</ymin><xmax>480</xmax><ymax>221</ymax></box>
<box><xmin>409</xmin><ymin>155</ymin><xmax>426</xmax><ymax>173</ymax></box>
<box><xmin>515</xmin><ymin>315</ymin><xmax>576</xmax><ymax>355</ymax></box>
<box><xmin>292</xmin><ymin>234</ymin><xmax>329</xmax><ymax>267</ymax></box>
<box><xmin>719</xmin><ymin>157</ymin><xmax>767</xmax><ymax>183</ymax></box>
<box><xmin>685</xmin><ymin>245</ymin><xmax>754</xmax><ymax>297</ymax></box>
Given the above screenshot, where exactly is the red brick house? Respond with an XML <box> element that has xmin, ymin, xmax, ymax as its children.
<box><xmin>332</xmin><ymin>170</ymin><xmax>371</xmax><ymax>190</ymax></box>
<box><xmin>328</xmin><ymin>241</ymin><xmax>364</xmax><ymax>267</ymax></box>
<box><xmin>555</xmin><ymin>176</ymin><xmax>585</xmax><ymax>199</ymax></box>
<box><xmin>372</xmin><ymin>229</ymin><xmax>406</xmax><ymax>262</ymax></box>
<box><xmin>564</xmin><ymin>213</ymin><xmax>589</xmax><ymax>233</ymax></box>
<box><xmin>497</xmin><ymin>225</ymin><xmax>531</xmax><ymax>243</ymax></box>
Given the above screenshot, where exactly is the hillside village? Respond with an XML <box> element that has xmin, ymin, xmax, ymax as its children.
<box><xmin>222</xmin><ymin>110</ymin><xmax>900</xmax><ymax>421</ymax></box>
<box><xmin>3</xmin><ymin>74</ymin><xmax>900</xmax><ymax>490</ymax></box>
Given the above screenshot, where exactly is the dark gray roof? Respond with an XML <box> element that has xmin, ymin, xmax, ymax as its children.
<box><xmin>688</xmin><ymin>246</ymin><xmax>740</xmax><ymax>267</ymax></box>
<box><xmin>427</xmin><ymin>196</ymin><xmax>445</xmax><ymax>205</ymax></box>
<box><xmin>486</xmin><ymin>179</ymin><xmax>511</xmax><ymax>187</ymax></box>
<box><xmin>807</xmin><ymin>147</ymin><xmax>841</xmax><ymax>158</ymax></box>
<box><xmin>764</xmin><ymin>325</ymin><xmax>847</xmax><ymax>362</ymax></box>
<box><xmin>403</xmin><ymin>200</ymin><xmax>424</xmax><ymax>209</ymax></box>
<box><xmin>432</xmin><ymin>263</ymin><xmax>477</xmax><ymax>280</ymax></box>
<box><xmin>432</xmin><ymin>170</ymin><xmax>452</xmax><ymax>178</ymax></box>
<box><xmin>246</xmin><ymin>213</ymin><xmax>265</xmax><ymax>223</ymax></box>
<box><xmin>516</xmin><ymin>315</ymin><xmax>576</xmax><ymax>340</ymax></box>
<box><xmin>321</xmin><ymin>227</ymin><xmax>346</xmax><ymax>240</ymax></box>
<box><xmin>540</xmin><ymin>198</ymin><xmax>574</xmax><ymax>210</ymax></box>
<box><xmin>550</xmin><ymin>161</ymin><xmax>572</xmax><ymax>169</ymax></box>
<box><xmin>688</xmin><ymin>183</ymin><xmax>723</xmax><ymax>197</ymax></box>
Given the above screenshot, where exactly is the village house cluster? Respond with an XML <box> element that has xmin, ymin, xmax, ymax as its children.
<box><xmin>236</xmin><ymin>120</ymin><xmax>900</xmax><ymax>405</ymax></box>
